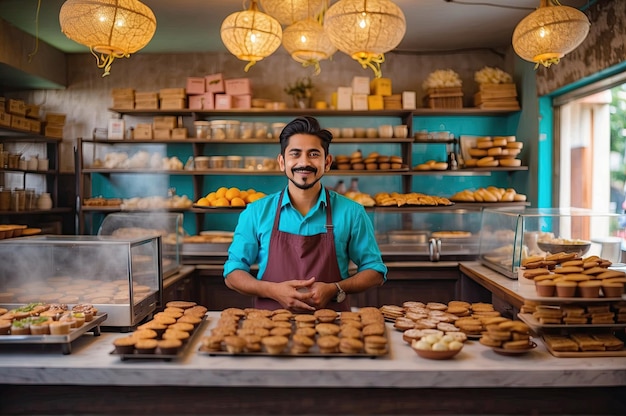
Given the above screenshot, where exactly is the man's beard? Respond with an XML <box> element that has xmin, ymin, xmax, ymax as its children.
<box><xmin>288</xmin><ymin>166</ymin><xmax>320</xmax><ymax>190</ymax></box>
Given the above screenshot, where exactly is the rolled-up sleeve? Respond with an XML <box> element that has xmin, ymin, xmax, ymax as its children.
<box><xmin>349</xmin><ymin>204</ymin><xmax>388</xmax><ymax>280</ymax></box>
<box><xmin>223</xmin><ymin>206</ymin><xmax>258</xmax><ymax>277</ymax></box>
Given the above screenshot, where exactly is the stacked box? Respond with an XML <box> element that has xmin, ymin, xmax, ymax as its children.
<box><xmin>159</xmin><ymin>88</ymin><xmax>186</xmax><ymax>110</ymax></box>
<box><xmin>367</xmin><ymin>95</ymin><xmax>384</xmax><ymax>110</ymax></box>
<box><xmin>188</xmin><ymin>95</ymin><xmax>204</xmax><ymax>110</ymax></box>
<box><xmin>112</xmin><ymin>88</ymin><xmax>135</xmax><ymax>109</ymax></box>
<box><xmin>29</xmin><ymin>119</ymin><xmax>42</xmax><ymax>133</ymax></box>
<box><xmin>224</xmin><ymin>78</ymin><xmax>251</xmax><ymax>96</ymax></box>
<box><xmin>215</xmin><ymin>94</ymin><xmax>232</xmax><ymax>109</ymax></box>
<box><xmin>336</xmin><ymin>87</ymin><xmax>352</xmax><ymax>110</ymax></box>
<box><xmin>370</xmin><ymin>78</ymin><xmax>392</xmax><ymax>96</ymax></box>
<box><xmin>402</xmin><ymin>91</ymin><xmax>417</xmax><ymax>110</ymax></box>
<box><xmin>423</xmin><ymin>87</ymin><xmax>463</xmax><ymax>109</ymax></box>
<box><xmin>11</xmin><ymin>116</ymin><xmax>30</xmax><ymax>131</ymax></box>
<box><xmin>232</xmin><ymin>95</ymin><xmax>251</xmax><ymax>109</ymax></box>
<box><xmin>0</xmin><ymin>111</ymin><xmax>12</xmax><ymax>127</ymax></box>
<box><xmin>133</xmin><ymin>123</ymin><xmax>153</xmax><ymax>140</ymax></box>
<box><xmin>352</xmin><ymin>94</ymin><xmax>368</xmax><ymax>111</ymax></box>
<box><xmin>6</xmin><ymin>99</ymin><xmax>26</xmax><ymax>116</ymax></box>
<box><xmin>25</xmin><ymin>104</ymin><xmax>40</xmax><ymax>119</ymax></box>
<box><xmin>135</xmin><ymin>92</ymin><xmax>159</xmax><ymax>110</ymax></box>
<box><xmin>383</xmin><ymin>94</ymin><xmax>402</xmax><ymax>110</ymax></box>
<box><xmin>352</xmin><ymin>76</ymin><xmax>371</xmax><ymax>95</ymax></box>
<box><xmin>205</xmin><ymin>73</ymin><xmax>225</xmax><ymax>94</ymax></box>
<box><xmin>171</xmin><ymin>127</ymin><xmax>188</xmax><ymax>140</ymax></box>
<box><xmin>474</xmin><ymin>83</ymin><xmax>520</xmax><ymax>110</ymax></box>
<box><xmin>153</xmin><ymin>116</ymin><xmax>177</xmax><ymax>130</ymax></box>
<box><xmin>44</xmin><ymin>112</ymin><xmax>67</xmax><ymax>139</ymax></box>
<box><xmin>186</xmin><ymin>77</ymin><xmax>205</xmax><ymax>95</ymax></box>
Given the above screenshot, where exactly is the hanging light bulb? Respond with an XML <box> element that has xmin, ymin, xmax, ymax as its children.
<box><xmin>221</xmin><ymin>0</ymin><xmax>283</xmax><ymax>72</ymax></box>
<box><xmin>512</xmin><ymin>0</ymin><xmax>590</xmax><ymax>68</ymax></box>
<box><xmin>282</xmin><ymin>18</ymin><xmax>336</xmax><ymax>75</ymax></box>
<box><xmin>59</xmin><ymin>0</ymin><xmax>156</xmax><ymax>77</ymax></box>
<box><xmin>259</xmin><ymin>0</ymin><xmax>325</xmax><ymax>26</ymax></box>
<box><xmin>324</xmin><ymin>0</ymin><xmax>406</xmax><ymax>78</ymax></box>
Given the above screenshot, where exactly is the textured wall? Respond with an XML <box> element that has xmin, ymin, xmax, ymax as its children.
<box><xmin>535</xmin><ymin>0</ymin><xmax>625</xmax><ymax>96</ymax></box>
<box><xmin>22</xmin><ymin>48</ymin><xmax>511</xmax><ymax>171</ymax></box>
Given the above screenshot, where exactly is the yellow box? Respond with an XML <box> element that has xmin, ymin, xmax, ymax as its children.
<box><xmin>153</xmin><ymin>128</ymin><xmax>171</xmax><ymax>140</ymax></box>
<box><xmin>153</xmin><ymin>116</ymin><xmax>177</xmax><ymax>130</ymax></box>
<box><xmin>370</xmin><ymin>78</ymin><xmax>392</xmax><ymax>96</ymax></box>
<box><xmin>367</xmin><ymin>95</ymin><xmax>384</xmax><ymax>110</ymax></box>
<box><xmin>134</xmin><ymin>123</ymin><xmax>153</xmax><ymax>140</ymax></box>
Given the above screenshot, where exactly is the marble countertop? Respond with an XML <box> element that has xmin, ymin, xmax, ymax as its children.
<box><xmin>1</xmin><ymin>309</ymin><xmax>625</xmax><ymax>389</ymax></box>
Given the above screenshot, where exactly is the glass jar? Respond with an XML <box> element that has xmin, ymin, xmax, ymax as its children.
<box><xmin>226</xmin><ymin>155</ymin><xmax>243</xmax><ymax>169</ymax></box>
<box><xmin>239</xmin><ymin>122</ymin><xmax>254</xmax><ymax>140</ymax></box>
<box><xmin>37</xmin><ymin>192</ymin><xmax>53</xmax><ymax>210</ymax></box>
<box><xmin>225</xmin><ymin>120</ymin><xmax>240</xmax><ymax>140</ymax></box>
<box><xmin>210</xmin><ymin>120</ymin><xmax>228</xmax><ymax>140</ymax></box>
<box><xmin>210</xmin><ymin>156</ymin><xmax>226</xmax><ymax>169</ymax></box>
<box><xmin>254</xmin><ymin>122</ymin><xmax>269</xmax><ymax>139</ymax></box>
<box><xmin>193</xmin><ymin>121</ymin><xmax>211</xmax><ymax>139</ymax></box>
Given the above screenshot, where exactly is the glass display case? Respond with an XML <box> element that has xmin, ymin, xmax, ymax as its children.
<box><xmin>98</xmin><ymin>212</ymin><xmax>182</xmax><ymax>277</ymax></box>
<box><xmin>373</xmin><ymin>208</ymin><xmax>484</xmax><ymax>261</ymax></box>
<box><xmin>0</xmin><ymin>235</ymin><xmax>162</xmax><ymax>328</ymax></box>
<box><xmin>479</xmin><ymin>207</ymin><xmax>625</xmax><ymax>279</ymax></box>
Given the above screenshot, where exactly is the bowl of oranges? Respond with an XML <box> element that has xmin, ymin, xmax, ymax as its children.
<box><xmin>193</xmin><ymin>186</ymin><xmax>266</xmax><ymax>209</ymax></box>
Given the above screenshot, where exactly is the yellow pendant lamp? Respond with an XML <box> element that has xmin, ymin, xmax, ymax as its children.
<box><xmin>512</xmin><ymin>0</ymin><xmax>590</xmax><ymax>68</ymax></box>
<box><xmin>59</xmin><ymin>0</ymin><xmax>156</xmax><ymax>77</ymax></box>
<box><xmin>324</xmin><ymin>0</ymin><xmax>406</xmax><ymax>78</ymax></box>
<box><xmin>220</xmin><ymin>0</ymin><xmax>283</xmax><ymax>72</ymax></box>
<box><xmin>259</xmin><ymin>0</ymin><xmax>325</xmax><ymax>26</ymax></box>
<box><xmin>282</xmin><ymin>18</ymin><xmax>336</xmax><ymax>75</ymax></box>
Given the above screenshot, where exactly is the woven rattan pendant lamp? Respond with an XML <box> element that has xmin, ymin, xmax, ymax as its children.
<box><xmin>221</xmin><ymin>0</ymin><xmax>283</xmax><ymax>72</ymax></box>
<box><xmin>324</xmin><ymin>0</ymin><xmax>405</xmax><ymax>78</ymax></box>
<box><xmin>512</xmin><ymin>0</ymin><xmax>590</xmax><ymax>68</ymax></box>
<box><xmin>59</xmin><ymin>0</ymin><xmax>156</xmax><ymax>77</ymax></box>
<box><xmin>259</xmin><ymin>0</ymin><xmax>325</xmax><ymax>25</ymax></box>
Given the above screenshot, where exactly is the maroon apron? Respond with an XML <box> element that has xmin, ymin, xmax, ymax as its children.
<box><xmin>255</xmin><ymin>188</ymin><xmax>349</xmax><ymax>311</ymax></box>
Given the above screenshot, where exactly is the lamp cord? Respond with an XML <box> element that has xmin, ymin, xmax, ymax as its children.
<box><xmin>27</xmin><ymin>0</ymin><xmax>42</xmax><ymax>62</ymax></box>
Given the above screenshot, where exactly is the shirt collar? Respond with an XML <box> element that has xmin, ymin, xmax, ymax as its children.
<box><xmin>281</xmin><ymin>185</ymin><xmax>328</xmax><ymax>209</ymax></box>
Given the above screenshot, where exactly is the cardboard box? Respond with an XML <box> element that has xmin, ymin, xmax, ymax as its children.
<box><xmin>367</xmin><ymin>95</ymin><xmax>384</xmax><ymax>110</ymax></box>
<box><xmin>7</xmin><ymin>99</ymin><xmax>26</xmax><ymax>116</ymax></box>
<box><xmin>29</xmin><ymin>119</ymin><xmax>42</xmax><ymax>133</ymax></box>
<box><xmin>113</xmin><ymin>98</ymin><xmax>135</xmax><ymax>109</ymax></box>
<box><xmin>202</xmin><ymin>92</ymin><xmax>214</xmax><ymax>110</ymax></box>
<box><xmin>336</xmin><ymin>87</ymin><xmax>352</xmax><ymax>110</ymax></box>
<box><xmin>215</xmin><ymin>94</ymin><xmax>233</xmax><ymax>109</ymax></box>
<box><xmin>111</xmin><ymin>88</ymin><xmax>135</xmax><ymax>99</ymax></box>
<box><xmin>205</xmin><ymin>73</ymin><xmax>225</xmax><ymax>93</ymax></box>
<box><xmin>159</xmin><ymin>88</ymin><xmax>186</xmax><ymax>99</ymax></box>
<box><xmin>402</xmin><ymin>91</ymin><xmax>417</xmax><ymax>110</ymax></box>
<box><xmin>171</xmin><ymin>127</ymin><xmax>188</xmax><ymax>140</ymax></box>
<box><xmin>160</xmin><ymin>98</ymin><xmax>186</xmax><ymax>110</ymax></box>
<box><xmin>134</xmin><ymin>99</ymin><xmax>158</xmax><ymax>110</ymax></box>
<box><xmin>25</xmin><ymin>104</ymin><xmax>40</xmax><ymax>119</ymax></box>
<box><xmin>11</xmin><ymin>115</ymin><xmax>30</xmax><ymax>131</ymax></box>
<box><xmin>134</xmin><ymin>123</ymin><xmax>153</xmax><ymax>140</ymax></box>
<box><xmin>153</xmin><ymin>116</ymin><xmax>177</xmax><ymax>130</ymax></box>
<box><xmin>45</xmin><ymin>113</ymin><xmax>67</xmax><ymax>125</ymax></box>
<box><xmin>352</xmin><ymin>76</ymin><xmax>371</xmax><ymax>95</ymax></box>
<box><xmin>370</xmin><ymin>78</ymin><xmax>392</xmax><ymax>96</ymax></box>
<box><xmin>0</xmin><ymin>111</ymin><xmax>11</xmax><ymax>127</ymax></box>
<box><xmin>153</xmin><ymin>128</ymin><xmax>172</xmax><ymax>140</ymax></box>
<box><xmin>224</xmin><ymin>78</ymin><xmax>252</xmax><ymax>96</ymax></box>
<box><xmin>108</xmin><ymin>119</ymin><xmax>125</xmax><ymax>140</ymax></box>
<box><xmin>186</xmin><ymin>77</ymin><xmax>205</xmax><ymax>95</ymax></box>
<box><xmin>188</xmin><ymin>95</ymin><xmax>204</xmax><ymax>110</ymax></box>
<box><xmin>352</xmin><ymin>94</ymin><xmax>368</xmax><ymax>111</ymax></box>
<box><xmin>44</xmin><ymin>123</ymin><xmax>64</xmax><ymax>139</ymax></box>
<box><xmin>135</xmin><ymin>91</ymin><xmax>158</xmax><ymax>100</ymax></box>
<box><xmin>232</xmin><ymin>94</ymin><xmax>252</xmax><ymax>109</ymax></box>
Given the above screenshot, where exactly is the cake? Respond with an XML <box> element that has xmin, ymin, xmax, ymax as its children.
<box><xmin>261</xmin><ymin>335</ymin><xmax>289</xmax><ymax>354</ymax></box>
<box><xmin>49</xmin><ymin>321</ymin><xmax>71</xmax><ymax>335</ymax></box>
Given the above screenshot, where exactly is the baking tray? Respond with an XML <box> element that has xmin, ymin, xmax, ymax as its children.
<box><xmin>110</xmin><ymin>314</ymin><xmax>208</xmax><ymax>361</ymax></box>
<box><xmin>518</xmin><ymin>313</ymin><xmax>626</xmax><ymax>331</ymax></box>
<box><xmin>542</xmin><ymin>337</ymin><xmax>626</xmax><ymax>358</ymax></box>
<box><xmin>0</xmin><ymin>313</ymin><xmax>108</xmax><ymax>354</ymax></box>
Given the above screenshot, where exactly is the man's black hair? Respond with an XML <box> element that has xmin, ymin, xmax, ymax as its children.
<box><xmin>279</xmin><ymin>116</ymin><xmax>333</xmax><ymax>156</ymax></box>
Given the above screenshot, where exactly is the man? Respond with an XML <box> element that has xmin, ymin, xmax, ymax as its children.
<box><xmin>224</xmin><ymin>116</ymin><xmax>386</xmax><ymax>312</ymax></box>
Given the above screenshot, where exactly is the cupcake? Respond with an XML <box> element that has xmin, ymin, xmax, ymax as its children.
<box><xmin>157</xmin><ymin>339</ymin><xmax>182</xmax><ymax>355</ymax></box>
<box><xmin>49</xmin><ymin>321</ymin><xmax>71</xmax><ymax>335</ymax></box>
<box><xmin>578</xmin><ymin>280</ymin><xmax>602</xmax><ymax>298</ymax></box>
<box><xmin>602</xmin><ymin>282</ymin><xmax>625</xmax><ymax>297</ymax></box>
<box><xmin>162</xmin><ymin>329</ymin><xmax>190</xmax><ymax>343</ymax></box>
<box><xmin>132</xmin><ymin>329</ymin><xmax>158</xmax><ymax>340</ymax></box>
<box><xmin>314</xmin><ymin>309</ymin><xmax>338</xmax><ymax>323</ymax></box>
<box><xmin>71</xmin><ymin>312</ymin><xmax>86</xmax><ymax>328</ymax></box>
<box><xmin>134</xmin><ymin>339</ymin><xmax>158</xmax><ymax>354</ymax></box>
<box><xmin>10</xmin><ymin>319</ymin><xmax>31</xmax><ymax>335</ymax></box>
<box><xmin>535</xmin><ymin>279</ymin><xmax>556</xmax><ymax>297</ymax></box>
<box><xmin>243</xmin><ymin>334</ymin><xmax>263</xmax><ymax>352</ymax></box>
<box><xmin>0</xmin><ymin>320</ymin><xmax>11</xmax><ymax>335</ymax></box>
<box><xmin>168</xmin><ymin>322</ymin><xmax>195</xmax><ymax>333</ymax></box>
<box><xmin>291</xmin><ymin>334</ymin><xmax>314</xmax><ymax>354</ymax></box>
<box><xmin>223</xmin><ymin>335</ymin><xmax>247</xmax><ymax>354</ymax></box>
<box><xmin>261</xmin><ymin>335</ymin><xmax>289</xmax><ymax>354</ymax></box>
<box><xmin>555</xmin><ymin>280</ymin><xmax>577</xmax><ymax>297</ymax></box>
<box><xmin>270</xmin><ymin>327</ymin><xmax>292</xmax><ymax>337</ymax></box>
<box><xmin>113</xmin><ymin>336</ymin><xmax>137</xmax><ymax>354</ymax></box>
<box><xmin>29</xmin><ymin>317</ymin><xmax>51</xmax><ymax>335</ymax></box>
<box><xmin>317</xmin><ymin>335</ymin><xmax>340</xmax><ymax>353</ymax></box>
<box><xmin>339</xmin><ymin>337</ymin><xmax>364</xmax><ymax>354</ymax></box>
<box><xmin>137</xmin><ymin>321</ymin><xmax>168</xmax><ymax>337</ymax></box>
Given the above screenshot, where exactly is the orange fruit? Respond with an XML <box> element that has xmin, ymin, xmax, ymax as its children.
<box><xmin>246</xmin><ymin>188</ymin><xmax>256</xmax><ymax>195</ymax></box>
<box><xmin>239</xmin><ymin>190</ymin><xmax>249</xmax><ymax>200</ymax></box>
<box><xmin>230</xmin><ymin>197</ymin><xmax>246</xmax><ymax>207</ymax></box>
<box><xmin>224</xmin><ymin>187</ymin><xmax>240</xmax><ymax>201</ymax></box>
<box><xmin>214</xmin><ymin>197</ymin><xmax>230</xmax><ymax>207</ymax></box>
<box><xmin>196</xmin><ymin>197</ymin><xmax>210</xmax><ymax>206</ymax></box>
<box><xmin>205</xmin><ymin>191</ymin><xmax>217</xmax><ymax>201</ymax></box>
<box><xmin>216</xmin><ymin>187</ymin><xmax>228</xmax><ymax>198</ymax></box>
<box><xmin>247</xmin><ymin>192</ymin><xmax>266</xmax><ymax>203</ymax></box>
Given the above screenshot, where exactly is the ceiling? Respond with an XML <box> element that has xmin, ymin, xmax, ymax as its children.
<box><xmin>0</xmin><ymin>0</ymin><xmax>591</xmax><ymax>55</ymax></box>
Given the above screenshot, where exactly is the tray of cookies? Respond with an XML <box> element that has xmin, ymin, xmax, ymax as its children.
<box><xmin>517</xmin><ymin>302</ymin><xmax>626</xmax><ymax>331</ymax></box>
<box><xmin>198</xmin><ymin>307</ymin><xmax>388</xmax><ymax>357</ymax></box>
<box><xmin>542</xmin><ymin>332</ymin><xmax>626</xmax><ymax>357</ymax></box>
<box><xmin>477</xmin><ymin>317</ymin><xmax>537</xmax><ymax>355</ymax></box>
<box><xmin>0</xmin><ymin>303</ymin><xmax>107</xmax><ymax>354</ymax></box>
<box><xmin>110</xmin><ymin>301</ymin><xmax>208</xmax><ymax>361</ymax></box>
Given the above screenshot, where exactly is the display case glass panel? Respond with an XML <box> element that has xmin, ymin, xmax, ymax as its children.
<box><xmin>0</xmin><ymin>235</ymin><xmax>162</xmax><ymax>327</ymax></box>
<box><xmin>479</xmin><ymin>207</ymin><xmax>625</xmax><ymax>279</ymax></box>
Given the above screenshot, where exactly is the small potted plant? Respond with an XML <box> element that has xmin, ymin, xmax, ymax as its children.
<box><xmin>285</xmin><ymin>77</ymin><xmax>314</xmax><ymax>109</ymax></box>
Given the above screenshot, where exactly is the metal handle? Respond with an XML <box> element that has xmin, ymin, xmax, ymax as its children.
<box><xmin>429</xmin><ymin>237</ymin><xmax>441</xmax><ymax>262</ymax></box>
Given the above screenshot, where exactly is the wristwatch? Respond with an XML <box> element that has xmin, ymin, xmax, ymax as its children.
<box><xmin>334</xmin><ymin>282</ymin><xmax>346</xmax><ymax>303</ymax></box>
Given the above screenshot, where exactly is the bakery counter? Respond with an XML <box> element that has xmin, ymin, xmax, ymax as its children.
<box><xmin>1</xmin><ymin>312</ymin><xmax>625</xmax><ymax>415</ymax></box>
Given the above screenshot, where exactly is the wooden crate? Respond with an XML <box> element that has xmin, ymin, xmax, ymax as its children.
<box><xmin>424</xmin><ymin>87</ymin><xmax>463</xmax><ymax>109</ymax></box>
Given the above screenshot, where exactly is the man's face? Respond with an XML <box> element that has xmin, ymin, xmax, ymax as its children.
<box><xmin>278</xmin><ymin>133</ymin><xmax>332</xmax><ymax>191</ymax></box>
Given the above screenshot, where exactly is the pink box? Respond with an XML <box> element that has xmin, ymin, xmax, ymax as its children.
<box><xmin>202</xmin><ymin>92</ymin><xmax>214</xmax><ymax>110</ymax></box>
<box><xmin>233</xmin><ymin>94</ymin><xmax>252</xmax><ymax>109</ymax></box>
<box><xmin>224</xmin><ymin>78</ymin><xmax>252</xmax><ymax>96</ymax></box>
<box><xmin>186</xmin><ymin>77</ymin><xmax>205</xmax><ymax>95</ymax></box>
<box><xmin>205</xmin><ymin>73</ymin><xmax>225</xmax><ymax>93</ymax></box>
<box><xmin>214</xmin><ymin>94</ymin><xmax>232</xmax><ymax>109</ymax></box>
<box><xmin>188</xmin><ymin>95</ymin><xmax>204</xmax><ymax>110</ymax></box>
